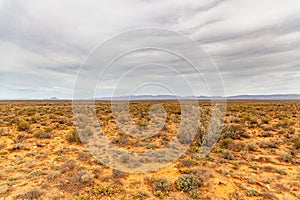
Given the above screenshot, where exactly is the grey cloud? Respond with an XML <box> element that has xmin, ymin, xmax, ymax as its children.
<box><xmin>0</xmin><ymin>0</ymin><xmax>299</xmax><ymax>98</ymax></box>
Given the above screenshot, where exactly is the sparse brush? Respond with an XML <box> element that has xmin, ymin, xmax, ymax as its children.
<box><xmin>221</xmin><ymin>124</ymin><xmax>249</xmax><ymax>139</ymax></box>
<box><xmin>276</xmin><ymin>118</ymin><xmax>294</xmax><ymax>128</ymax></box>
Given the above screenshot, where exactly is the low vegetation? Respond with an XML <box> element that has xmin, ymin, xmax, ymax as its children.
<box><xmin>0</xmin><ymin>100</ymin><xmax>299</xmax><ymax>199</ymax></box>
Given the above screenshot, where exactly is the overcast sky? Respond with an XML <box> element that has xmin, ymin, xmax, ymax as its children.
<box><xmin>0</xmin><ymin>0</ymin><xmax>300</xmax><ymax>99</ymax></box>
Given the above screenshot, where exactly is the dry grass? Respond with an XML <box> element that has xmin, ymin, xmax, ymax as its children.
<box><xmin>0</xmin><ymin>100</ymin><xmax>299</xmax><ymax>199</ymax></box>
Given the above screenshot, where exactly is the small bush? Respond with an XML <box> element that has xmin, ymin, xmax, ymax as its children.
<box><xmin>279</xmin><ymin>153</ymin><xmax>293</xmax><ymax>163</ymax></box>
<box><xmin>222</xmin><ymin>151</ymin><xmax>233</xmax><ymax>160</ymax></box>
<box><xmin>261</xmin><ymin>131</ymin><xmax>273</xmax><ymax>137</ymax></box>
<box><xmin>112</xmin><ymin>169</ymin><xmax>128</xmax><ymax>179</ymax></box>
<box><xmin>44</xmin><ymin>127</ymin><xmax>53</xmax><ymax>133</ymax></box>
<box><xmin>176</xmin><ymin>174</ymin><xmax>202</xmax><ymax>192</ymax></box>
<box><xmin>15</xmin><ymin>188</ymin><xmax>44</xmax><ymax>199</ymax></box>
<box><xmin>180</xmin><ymin>158</ymin><xmax>198</xmax><ymax>167</ymax></box>
<box><xmin>261</xmin><ymin>117</ymin><xmax>271</xmax><ymax>124</ymax></box>
<box><xmin>247</xmin><ymin>144</ymin><xmax>257</xmax><ymax>151</ymax></box>
<box><xmin>17</xmin><ymin>120</ymin><xmax>30</xmax><ymax>131</ymax></box>
<box><xmin>276</xmin><ymin>118</ymin><xmax>294</xmax><ymax>128</ymax></box>
<box><xmin>89</xmin><ymin>185</ymin><xmax>120</xmax><ymax>197</ymax></box>
<box><xmin>26</xmin><ymin>169</ymin><xmax>47</xmax><ymax>179</ymax></box>
<box><xmin>230</xmin><ymin>142</ymin><xmax>245</xmax><ymax>152</ymax></box>
<box><xmin>276</xmin><ymin>169</ymin><xmax>287</xmax><ymax>175</ymax></box>
<box><xmin>247</xmin><ymin>189</ymin><xmax>261</xmax><ymax>196</ymax></box>
<box><xmin>293</xmin><ymin>138</ymin><xmax>300</xmax><ymax>149</ymax></box>
<box><xmin>189</xmin><ymin>189</ymin><xmax>200</xmax><ymax>199</ymax></box>
<box><xmin>66</xmin><ymin>130</ymin><xmax>81</xmax><ymax>143</ymax></box>
<box><xmin>250</xmin><ymin>164</ymin><xmax>260</xmax><ymax>170</ymax></box>
<box><xmin>132</xmin><ymin>191</ymin><xmax>149</xmax><ymax>199</ymax></box>
<box><xmin>112</xmin><ymin>134</ymin><xmax>129</xmax><ymax>145</ymax></box>
<box><xmin>220</xmin><ymin>138</ymin><xmax>233</xmax><ymax>149</ymax></box>
<box><xmin>288</xmin><ymin>127</ymin><xmax>295</xmax><ymax>134</ymax></box>
<box><xmin>34</xmin><ymin>131</ymin><xmax>52</xmax><ymax>139</ymax></box>
<box><xmin>212</xmin><ymin>146</ymin><xmax>226</xmax><ymax>153</ymax></box>
<box><xmin>152</xmin><ymin>178</ymin><xmax>172</xmax><ymax>198</ymax></box>
<box><xmin>221</xmin><ymin>125</ymin><xmax>248</xmax><ymax>139</ymax></box>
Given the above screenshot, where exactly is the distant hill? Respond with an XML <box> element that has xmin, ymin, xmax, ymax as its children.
<box><xmin>1</xmin><ymin>94</ymin><xmax>300</xmax><ymax>101</ymax></box>
<box><xmin>227</xmin><ymin>94</ymin><xmax>300</xmax><ymax>100</ymax></box>
<box><xmin>96</xmin><ymin>94</ymin><xmax>300</xmax><ymax>100</ymax></box>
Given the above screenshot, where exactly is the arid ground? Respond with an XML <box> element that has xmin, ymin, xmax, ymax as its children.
<box><xmin>0</xmin><ymin>100</ymin><xmax>299</xmax><ymax>199</ymax></box>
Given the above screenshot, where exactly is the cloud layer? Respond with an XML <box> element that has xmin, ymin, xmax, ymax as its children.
<box><xmin>0</xmin><ymin>0</ymin><xmax>299</xmax><ymax>98</ymax></box>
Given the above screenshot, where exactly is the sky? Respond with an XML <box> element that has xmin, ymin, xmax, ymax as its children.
<box><xmin>0</xmin><ymin>0</ymin><xmax>300</xmax><ymax>99</ymax></box>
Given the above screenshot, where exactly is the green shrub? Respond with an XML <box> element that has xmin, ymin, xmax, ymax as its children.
<box><xmin>276</xmin><ymin>169</ymin><xmax>287</xmax><ymax>175</ymax></box>
<box><xmin>247</xmin><ymin>189</ymin><xmax>261</xmax><ymax>196</ymax></box>
<box><xmin>90</xmin><ymin>185</ymin><xmax>120</xmax><ymax>197</ymax></box>
<box><xmin>176</xmin><ymin>174</ymin><xmax>202</xmax><ymax>192</ymax></box>
<box><xmin>44</xmin><ymin>127</ymin><xmax>53</xmax><ymax>133</ymax></box>
<box><xmin>247</xmin><ymin>144</ymin><xmax>257</xmax><ymax>151</ymax></box>
<box><xmin>189</xmin><ymin>189</ymin><xmax>200</xmax><ymax>199</ymax></box>
<box><xmin>17</xmin><ymin>120</ymin><xmax>30</xmax><ymax>131</ymax></box>
<box><xmin>261</xmin><ymin>117</ymin><xmax>271</xmax><ymax>124</ymax></box>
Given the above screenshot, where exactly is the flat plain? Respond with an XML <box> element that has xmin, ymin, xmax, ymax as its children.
<box><xmin>0</xmin><ymin>100</ymin><xmax>299</xmax><ymax>199</ymax></box>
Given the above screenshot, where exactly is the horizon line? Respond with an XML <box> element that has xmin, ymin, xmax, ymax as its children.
<box><xmin>1</xmin><ymin>94</ymin><xmax>300</xmax><ymax>101</ymax></box>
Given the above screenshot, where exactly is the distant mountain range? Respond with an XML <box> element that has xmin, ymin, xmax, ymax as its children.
<box><xmin>96</xmin><ymin>94</ymin><xmax>300</xmax><ymax>100</ymax></box>
<box><xmin>226</xmin><ymin>94</ymin><xmax>300</xmax><ymax>100</ymax></box>
<box><xmin>2</xmin><ymin>94</ymin><xmax>300</xmax><ymax>101</ymax></box>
